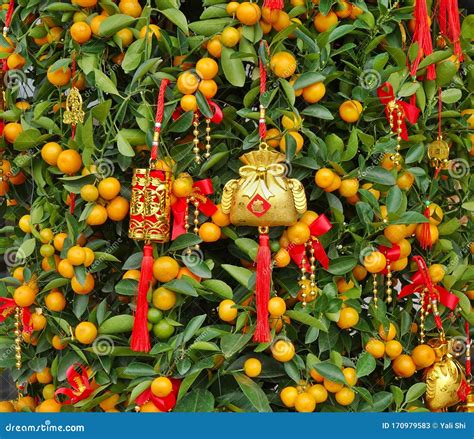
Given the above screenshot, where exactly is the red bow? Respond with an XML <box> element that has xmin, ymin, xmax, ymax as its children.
<box><xmin>377</xmin><ymin>82</ymin><xmax>420</xmax><ymax>141</ymax></box>
<box><xmin>0</xmin><ymin>298</ymin><xmax>33</xmax><ymax>334</ymax></box>
<box><xmin>136</xmin><ymin>378</ymin><xmax>181</xmax><ymax>412</ymax></box>
<box><xmin>172</xmin><ymin>100</ymin><xmax>223</xmax><ymax>124</ymax></box>
<box><xmin>171</xmin><ymin>179</ymin><xmax>217</xmax><ymax>240</ymax></box>
<box><xmin>379</xmin><ymin>244</ymin><xmax>401</xmax><ymax>275</ymax></box>
<box><xmin>398</xmin><ymin>256</ymin><xmax>459</xmax><ymax>328</ymax></box>
<box><xmin>288</xmin><ymin>214</ymin><xmax>332</xmax><ymax>270</ymax></box>
<box><xmin>55</xmin><ymin>364</ymin><xmax>93</xmax><ymax>404</ymax></box>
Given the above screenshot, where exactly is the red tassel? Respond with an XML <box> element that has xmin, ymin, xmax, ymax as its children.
<box><xmin>410</xmin><ymin>0</ymin><xmax>436</xmax><ymax>80</ymax></box>
<box><xmin>438</xmin><ymin>0</ymin><xmax>463</xmax><ymax>62</ymax></box>
<box><xmin>254</xmin><ymin>233</ymin><xmax>271</xmax><ymax>343</ymax></box>
<box><xmin>131</xmin><ymin>244</ymin><xmax>154</xmax><ymax>352</ymax></box>
<box><xmin>419</xmin><ymin>205</ymin><xmax>432</xmax><ymax>250</ymax></box>
<box><xmin>263</xmin><ymin>0</ymin><xmax>284</xmax><ymax>10</ymax></box>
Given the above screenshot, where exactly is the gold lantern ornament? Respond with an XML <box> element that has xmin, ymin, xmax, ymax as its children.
<box><xmin>128</xmin><ymin>79</ymin><xmax>172</xmax><ymax>353</ymax></box>
<box><xmin>220</xmin><ymin>45</ymin><xmax>307</xmax><ymax>342</ymax></box>
<box><xmin>427</xmin><ymin>137</ymin><xmax>450</xmax><ymax>171</ymax></box>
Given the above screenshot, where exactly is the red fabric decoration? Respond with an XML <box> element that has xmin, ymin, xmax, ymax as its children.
<box><xmin>398</xmin><ymin>256</ymin><xmax>459</xmax><ymax>329</ymax></box>
<box><xmin>377</xmin><ymin>82</ymin><xmax>420</xmax><ymax>141</ymax></box>
<box><xmin>419</xmin><ymin>203</ymin><xmax>432</xmax><ymax>249</ymax></box>
<box><xmin>437</xmin><ymin>0</ymin><xmax>463</xmax><ymax>62</ymax></box>
<box><xmin>55</xmin><ymin>364</ymin><xmax>93</xmax><ymax>404</ymax></box>
<box><xmin>171</xmin><ymin>179</ymin><xmax>217</xmax><ymax>240</ymax></box>
<box><xmin>288</xmin><ymin>214</ymin><xmax>332</xmax><ymax>270</ymax></box>
<box><xmin>136</xmin><ymin>378</ymin><xmax>181</xmax><ymax>411</ymax></box>
<box><xmin>379</xmin><ymin>244</ymin><xmax>401</xmax><ymax>274</ymax></box>
<box><xmin>130</xmin><ymin>244</ymin><xmax>154</xmax><ymax>352</ymax></box>
<box><xmin>410</xmin><ymin>0</ymin><xmax>436</xmax><ymax>80</ymax></box>
<box><xmin>254</xmin><ymin>233</ymin><xmax>271</xmax><ymax>343</ymax></box>
<box><xmin>0</xmin><ymin>297</ymin><xmax>33</xmax><ymax>334</ymax></box>
<box><xmin>263</xmin><ymin>0</ymin><xmax>284</xmax><ymax>11</ymax></box>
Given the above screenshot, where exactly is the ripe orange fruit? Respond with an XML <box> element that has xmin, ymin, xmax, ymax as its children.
<box><xmin>177</xmin><ymin>266</ymin><xmax>201</xmax><ymax>282</ymax></box>
<box><xmin>74</xmin><ymin>0</ymin><xmax>98</xmax><ymax>6</ymax></box>
<box><xmin>279</xmin><ymin>131</ymin><xmax>304</xmax><ymax>153</ymax></box>
<box><xmin>429</xmin><ymin>264</ymin><xmax>445</xmax><ymax>283</ymax></box>
<box><xmin>41</xmin><ymin>142</ymin><xmax>63</xmax><ymax>166</ymax></box>
<box><xmin>363</xmin><ymin>251</ymin><xmax>386</xmax><ymax>273</ymax></box>
<box><xmin>287</xmin><ymin>221</ymin><xmax>310</xmax><ymax>245</ymax></box>
<box><xmin>385</xmin><ymin>340</ymin><xmax>403</xmax><ymax>359</ymax></box>
<box><xmin>308</xmin><ymin>384</ymin><xmax>328</xmax><ymax>403</ymax></box>
<box><xmin>116</xmin><ymin>28</ymin><xmax>134</xmax><ymax>47</ymax></box>
<box><xmin>383</xmin><ymin>224</ymin><xmax>406</xmax><ymax>243</ymax></box>
<box><xmin>57</xmin><ymin>149</ymin><xmax>82</xmax><ymax>175</ymax></box>
<box><xmin>199</xmin><ymin>222</ymin><xmax>221</xmax><ymax>242</ymax></box>
<box><xmin>270</xmin><ymin>52</ymin><xmax>297</xmax><ymax>78</ymax></box>
<box><xmin>336</xmin><ymin>278</ymin><xmax>354</xmax><ymax>293</ymax></box>
<box><xmin>67</xmin><ymin>245</ymin><xmax>86</xmax><ymax>266</ymax></box>
<box><xmin>352</xmin><ymin>265</ymin><xmax>367</xmax><ymax>281</ymax></box>
<box><xmin>80</xmin><ymin>184</ymin><xmax>99</xmax><ymax>202</ymax></box>
<box><xmin>36</xmin><ymin>399</ymin><xmax>62</xmax><ymax>413</ymax></box>
<box><xmin>106</xmin><ymin>196</ymin><xmax>129</xmax><ymax>221</ymax></box>
<box><xmin>31</xmin><ymin>313</ymin><xmax>47</xmax><ymax>331</ymax></box>
<box><xmin>0</xmin><ymin>401</ymin><xmax>15</xmax><ymax>412</ymax></box>
<box><xmin>83</xmin><ymin>248</ymin><xmax>95</xmax><ymax>267</ymax></box>
<box><xmin>36</xmin><ymin>367</ymin><xmax>53</xmax><ymax>384</ymax></box>
<box><xmin>4</xmin><ymin>122</ymin><xmax>23</xmax><ymax>144</ymax></box>
<box><xmin>218</xmin><ymin>299</ymin><xmax>237</xmax><ymax>322</ymax></box>
<box><xmin>378</xmin><ymin>323</ymin><xmax>397</xmax><ymax>341</ymax></box>
<box><xmin>268</xmin><ymin>296</ymin><xmax>286</xmax><ymax>316</ymax></box>
<box><xmin>315</xmin><ymin>168</ymin><xmax>335</xmax><ymax>188</ymax></box>
<box><xmin>236</xmin><ymin>2</ymin><xmax>261</xmax><ymax>25</ymax></box>
<box><xmin>244</xmin><ymin>358</ymin><xmax>262</xmax><ymax>377</ymax></box>
<box><xmin>207</xmin><ymin>36</ymin><xmax>222</xmax><ymax>58</ymax></box>
<box><xmin>98</xmin><ymin>177</ymin><xmax>121</xmax><ymax>200</ymax></box>
<box><xmin>314</xmin><ymin>10</ymin><xmax>339</xmax><ymax>32</ymax></box>
<box><xmin>392</xmin><ymin>354</ymin><xmax>416</xmax><ymax>378</ymax></box>
<box><xmin>294</xmin><ymin>392</ymin><xmax>316</xmax><ymax>412</ymax></box>
<box><xmin>337</xmin><ymin>307</ymin><xmax>359</xmax><ymax>329</ymax></box>
<box><xmin>381</xmin><ymin>152</ymin><xmax>401</xmax><ymax>171</ymax></box>
<box><xmin>177</xmin><ymin>71</ymin><xmax>199</xmax><ymax>95</ymax></box>
<box><xmin>339</xmin><ymin>100</ymin><xmax>362</xmax><ymax>123</ymax></box>
<box><xmin>300</xmin><ymin>210</ymin><xmax>318</xmax><ymax>226</ymax></box>
<box><xmin>335</xmin><ymin>0</ymin><xmax>352</xmax><ymax>18</ymax></box>
<box><xmin>324</xmin><ymin>378</ymin><xmax>344</xmax><ymax>393</ymax></box>
<box><xmin>99</xmin><ymin>393</ymin><xmax>120</xmax><ymax>411</ymax></box>
<box><xmin>415</xmin><ymin>223</ymin><xmax>439</xmax><ymax>247</ymax></box>
<box><xmin>7</xmin><ymin>53</ymin><xmax>26</xmax><ymax>70</ymax></box>
<box><xmin>52</xmin><ymin>335</ymin><xmax>68</xmax><ymax>350</ymax></box>
<box><xmin>261</xmin><ymin>6</ymin><xmax>279</xmax><ymax>23</ymax></box>
<box><xmin>221</xmin><ymin>27</ymin><xmax>241</xmax><ymax>47</ymax></box>
<box><xmin>16</xmin><ymin>396</ymin><xmax>36</xmax><ymax>411</ymax></box>
<box><xmin>152</xmin><ymin>287</ymin><xmax>177</xmax><ymax>311</ymax></box>
<box><xmin>180</xmin><ymin>94</ymin><xmax>198</xmax><ymax>112</ymax></box>
<box><xmin>397</xmin><ymin>238</ymin><xmax>412</xmax><ymax>258</ymax></box>
<box><xmin>75</xmin><ymin>321</ymin><xmax>97</xmax><ymax>344</ymax></box>
<box><xmin>271</xmin><ymin>339</ymin><xmax>295</xmax><ymax>362</ymax></box>
<box><xmin>198</xmin><ymin>79</ymin><xmax>218</xmax><ymax>99</ymax></box>
<box><xmin>272</xmin><ymin>10</ymin><xmax>291</xmax><ymax>31</ymax></box>
<box><xmin>365</xmin><ymin>338</ymin><xmax>385</xmax><ymax>358</ymax></box>
<box><xmin>45</xmin><ymin>290</ymin><xmax>66</xmax><ymax>312</ymax></box>
<box><xmin>281</xmin><ymin>114</ymin><xmax>302</xmax><ymax>130</ymax></box>
<box><xmin>339</xmin><ymin>178</ymin><xmax>359</xmax><ymax>197</ymax></box>
<box><xmin>302</xmin><ymin>82</ymin><xmax>326</xmax><ymax>103</ymax></box>
<box><xmin>350</xmin><ymin>5</ymin><xmax>364</xmax><ymax>19</ymax></box>
<box><xmin>280</xmin><ymin>386</ymin><xmax>298</xmax><ymax>407</ymax></box>
<box><xmin>47</xmin><ymin>65</ymin><xmax>71</xmax><ymax>87</ymax></box>
<box><xmin>13</xmin><ymin>267</ymin><xmax>25</xmax><ymax>282</ymax></box>
<box><xmin>427</xmin><ymin>203</ymin><xmax>444</xmax><ymax>225</ymax></box>
<box><xmin>86</xmin><ymin>204</ymin><xmax>108</xmax><ymax>226</ymax></box>
<box><xmin>211</xmin><ymin>204</ymin><xmax>230</xmax><ymax>227</ymax></box>
<box><xmin>172</xmin><ymin>174</ymin><xmax>194</xmax><ymax>197</ymax></box>
<box><xmin>70</xmin><ymin>21</ymin><xmax>92</xmax><ymax>44</ymax></box>
<box><xmin>396</xmin><ymin>171</ymin><xmax>415</xmax><ymax>190</ymax></box>
<box><xmin>71</xmin><ymin>272</ymin><xmax>95</xmax><ymax>294</ymax></box>
<box><xmin>14</xmin><ymin>285</ymin><xmax>36</xmax><ymax>307</ymax></box>
<box><xmin>151</xmin><ymin>377</ymin><xmax>172</xmax><ymax>397</ymax></box>
<box><xmin>342</xmin><ymin>367</ymin><xmax>357</xmax><ymax>386</ymax></box>
<box><xmin>139</xmin><ymin>401</ymin><xmax>160</xmax><ymax>412</ymax></box>
<box><xmin>310</xmin><ymin>368</ymin><xmax>324</xmax><ymax>382</ymax></box>
<box><xmin>90</xmin><ymin>15</ymin><xmax>106</xmax><ymax>36</ymax></box>
<box><xmin>274</xmin><ymin>248</ymin><xmax>291</xmax><ymax>268</ymax></box>
<box><xmin>226</xmin><ymin>1</ymin><xmax>240</xmax><ymax>15</ymax></box>
<box><xmin>118</xmin><ymin>0</ymin><xmax>142</xmax><ymax>18</ymax></box>
<box><xmin>153</xmin><ymin>256</ymin><xmax>179</xmax><ymax>283</ymax></box>
<box><xmin>139</xmin><ymin>24</ymin><xmax>161</xmax><ymax>40</ymax></box>
<box><xmin>196</xmin><ymin>57</ymin><xmax>218</xmax><ymax>80</ymax></box>
<box><xmin>411</xmin><ymin>344</ymin><xmax>436</xmax><ymax>369</ymax></box>
<box><xmin>335</xmin><ymin>387</ymin><xmax>355</xmax><ymax>406</ymax></box>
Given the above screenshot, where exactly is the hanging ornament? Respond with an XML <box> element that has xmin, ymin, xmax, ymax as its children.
<box><xmin>220</xmin><ymin>42</ymin><xmax>307</xmax><ymax>342</ymax></box>
<box><xmin>171</xmin><ymin>178</ymin><xmax>217</xmax><ymax>242</ymax></box>
<box><xmin>128</xmin><ymin>79</ymin><xmax>172</xmax><ymax>353</ymax></box>
<box><xmin>436</xmin><ymin>0</ymin><xmax>464</xmax><ymax>62</ymax></box>
<box><xmin>0</xmin><ymin>297</ymin><xmax>32</xmax><ymax>369</ymax></box>
<box><xmin>409</xmin><ymin>0</ymin><xmax>436</xmax><ymax>80</ymax></box>
<box><xmin>428</xmin><ymin>89</ymin><xmax>450</xmax><ymax>175</ymax></box>
<box><xmin>288</xmin><ymin>214</ymin><xmax>332</xmax><ymax>306</ymax></box>
<box><xmin>460</xmin><ymin>322</ymin><xmax>473</xmax><ymax>412</ymax></box>
<box><xmin>377</xmin><ymin>82</ymin><xmax>420</xmax><ymax>165</ymax></box>
<box><xmin>54</xmin><ymin>364</ymin><xmax>93</xmax><ymax>404</ymax></box>
<box><xmin>135</xmin><ymin>378</ymin><xmax>181</xmax><ymax>412</ymax></box>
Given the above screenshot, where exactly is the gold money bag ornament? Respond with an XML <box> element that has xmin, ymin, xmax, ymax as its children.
<box><xmin>428</xmin><ymin>89</ymin><xmax>450</xmax><ymax>177</ymax></box>
<box><xmin>221</xmin><ymin>43</ymin><xmax>307</xmax><ymax>342</ymax></box>
<box><xmin>128</xmin><ymin>79</ymin><xmax>172</xmax><ymax>353</ymax></box>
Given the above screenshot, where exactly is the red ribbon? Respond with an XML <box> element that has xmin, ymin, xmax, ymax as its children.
<box><xmin>136</xmin><ymin>378</ymin><xmax>181</xmax><ymax>412</ymax></box>
<box><xmin>172</xmin><ymin>100</ymin><xmax>223</xmax><ymax>124</ymax></box>
<box><xmin>377</xmin><ymin>82</ymin><xmax>420</xmax><ymax>141</ymax></box>
<box><xmin>171</xmin><ymin>179</ymin><xmax>217</xmax><ymax>240</ymax></box>
<box><xmin>379</xmin><ymin>244</ymin><xmax>401</xmax><ymax>275</ymax></box>
<box><xmin>0</xmin><ymin>297</ymin><xmax>33</xmax><ymax>334</ymax></box>
<box><xmin>398</xmin><ymin>256</ymin><xmax>459</xmax><ymax>327</ymax></box>
<box><xmin>55</xmin><ymin>364</ymin><xmax>93</xmax><ymax>405</ymax></box>
<box><xmin>288</xmin><ymin>214</ymin><xmax>332</xmax><ymax>270</ymax></box>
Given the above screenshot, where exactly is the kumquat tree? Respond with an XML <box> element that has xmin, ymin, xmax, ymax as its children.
<box><xmin>0</xmin><ymin>0</ymin><xmax>473</xmax><ymax>414</ymax></box>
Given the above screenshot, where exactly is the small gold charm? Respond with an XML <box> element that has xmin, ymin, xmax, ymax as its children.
<box><xmin>63</xmin><ymin>86</ymin><xmax>85</xmax><ymax>125</ymax></box>
<box><xmin>427</xmin><ymin>138</ymin><xmax>450</xmax><ymax>169</ymax></box>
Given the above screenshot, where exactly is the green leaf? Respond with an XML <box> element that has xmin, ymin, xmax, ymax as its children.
<box><xmin>404</xmin><ymin>383</ymin><xmax>426</xmax><ymax>404</ymax></box>
<box><xmin>436</xmin><ymin>61</ymin><xmax>457</xmax><ymax>87</ymax></box>
<box><xmin>163</xmin><ymin>279</ymin><xmax>198</xmax><ymax>297</ymax></box>
<box><xmin>161</xmin><ymin>8</ymin><xmax>189</xmax><ymax>34</ymax></box>
<box><xmin>18</xmin><ymin>238</ymin><xmax>36</xmax><ymax>259</ymax></box>
<box><xmin>441</xmin><ymin>88</ymin><xmax>462</xmax><ymax>104</ymax></box>
<box><xmin>418</xmin><ymin>50</ymin><xmax>451</xmax><ymax>70</ymax></box>
<box><xmin>221</xmin><ymin>47</ymin><xmax>246</xmax><ymax>87</ymax></box>
<box><xmin>359</xmin><ymin>391</ymin><xmax>394</xmax><ymax>412</ymax></box>
<box><xmin>391</xmin><ymin>211</ymin><xmax>428</xmax><ymax>224</ymax></box>
<box><xmin>285</xmin><ymin>310</ymin><xmax>329</xmax><ymax>331</ymax></box>
<box><xmin>14</xmin><ymin>129</ymin><xmax>47</xmax><ymax>151</ymax></box>
<box><xmin>99</xmin><ymin>315</ymin><xmax>134</xmax><ymax>334</ymax></box>
<box><xmin>182</xmin><ymin>314</ymin><xmax>206</xmax><ymax>343</ymax></box>
<box><xmin>188</xmin><ymin>18</ymin><xmax>232</xmax><ymax>36</ymax></box>
<box><xmin>168</xmin><ymin>233</ymin><xmax>203</xmax><ymax>252</ymax></box>
<box><xmin>301</xmin><ymin>104</ymin><xmax>334</xmax><ymax>120</ymax></box>
<box><xmin>129</xmin><ymin>380</ymin><xmax>152</xmax><ymax>404</ymax></box>
<box><xmin>293</xmin><ymin>72</ymin><xmax>325</xmax><ymax>90</ymax></box>
<box><xmin>235</xmin><ymin>238</ymin><xmax>259</xmax><ymax>261</ymax></box>
<box><xmin>222</xmin><ymin>264</ymin><xmax>253</xmax><ymax>289</ymax></box>
<box><xmin>123</xmin><ymin>362</ymin><xmax>156</xmax><ymax>377</ymax></box>
<box><xmin>220</xmin><ymin>332</ymin><xmax>253</xmax><ymax>358</ymax></box>
<box><xmin>174</xmin><ymin>389</ymin><xmax>214</xmax><ymax>412</ymax></box>
<box><xmin>386</xmin><ymin>186</ymin><xmax>402</xmax><ymax>213</ymax></box>
<box><xmin>313</xmin><ymin>362</ymin><xmax>346</xmax><ymax>384</ymax></box>
<box><xmin>99</xmin><ymin>14</ymin><xmax>135</xmax><ymax>37</ymax></box>
<box><xmin>201</xmin><ymin>279</ymin><xmax>233</xmax><ymax>299</ymax></box>
<box><xmin>356</xmin><ymin>352</ymin><xmax>376</xmax><ymax>378</ymax></box>
<box><xmin>327</xmin><ymin>257</ymin><xmax>357</xmax><ymax>275</ymax></box>
<box><xmin>363</xmin><ymin>167</ymin><xmax>396</xmax><ymax>185</ymax></box>
<box><xmin>116</xmin><ymin>130</ymin><xmax>135</xmax><ymax>157</ymax></box>
<box><xmin>234</xmin><ymin>373</ymin><xmax>272</xmax><ymax>412</ymax></box>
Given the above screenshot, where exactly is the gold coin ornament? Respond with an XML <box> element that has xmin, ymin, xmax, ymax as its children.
<box><xmin>427</xmin><ymin>138</ymin><xmax>450</xmax><ymax>170</ymax></box>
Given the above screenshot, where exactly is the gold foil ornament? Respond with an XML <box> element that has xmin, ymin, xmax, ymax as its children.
<box><xmin>427</xmin><ymin>138</ymin><xmax>450</xmax><ymax>170</ymax></box>
<box><xmin>424</xmin><ymin>338</ymin><xmax>466</xmax><ymax>411</ymax></box>
<box><xmin>221</xmin><ymin>145</ymin><xmax>306</xmax><ymax>227</ymax></box>
<box><xmin>63</xmin><ymin>87</ymin><xmax>85</xmax><ymax>125</ymax></box>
